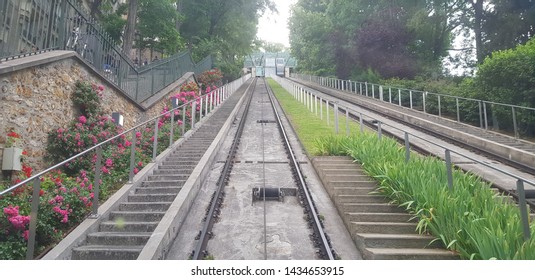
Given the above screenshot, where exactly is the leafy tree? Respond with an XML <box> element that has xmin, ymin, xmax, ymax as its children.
<box><xmin>137</xmin><ymin>0</ymin><xmax>183</xmax><ymax>55</ymax></box>
<box><xmin>473</xmin><ymin>37</ymin><xmax>535</xmax><ymax>136</ymax></box>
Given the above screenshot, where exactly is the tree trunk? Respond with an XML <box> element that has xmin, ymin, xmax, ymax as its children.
<box><xmin>90</xmin><ymin>0</ymin><xmax>103</xmax><ymax>17</ymax></box>
<box><xmin>470</xmin><ymin>0</ymin><xmax>484</xmax><ymax>64</ymax></box>
<box><xmin>123</xmin><ymin>0</ymin><xmax>138</xmax><ymax>59</ymax></box>
<box><xmin>175</xmin><ymin>0</ymin><xmax>183</xmax><ymax>31</ymax></box>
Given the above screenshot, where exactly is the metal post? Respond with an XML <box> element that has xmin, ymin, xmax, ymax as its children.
<box><xmin>92</xmin><ymin>146</ymin><xmax>103</xmax><ymax>216</ymax></box>
<box><xmin>199</xmin><ymin>96</ymin><xmax>203</xmax><ymax>120</ymax></box>
<box><xmin>360</xmin><ymin>112</ymin><xmax>364</xmax><ymax>133</ymax></box>
<box><xmin>456</xmin><ymin>98</ymin><xmax>460</xmax><ymax>122</ymax></box>
<box><xmin>379</xmin><ymin>86</ymin><xmax>383</xmax><ymax>101</ymax></box>
<box><xmin>326</xmin><ymin>100</ymin><xmax>330</xmax><ymax>126</ymax></box>
<box><xmin>360</xmin><ymin>83</ymin><xmax>362</xmax><ymax>95</ymax></box>
<box><xmin>377</xmin><ymin>121</ymin><xmax>382</xmax><ymax>140</ymax></box>
<box><xmin>409</xmin><ymin>90</ymin><xmax>413</xmax><ymax>109</ymax></box>
<box><xmin>445</xmin><ymin>149</ymin><xmax>453</xmax><ymax>190</ymax></box>
<box><xmin>365</xmin><ymin>82</ymin><xmax>368</xmax><ymax>96</ymax></box>
<box><xmin>422</xmin><ymin>91</ymin><xmax>427</xmax><ymax>113</ymax></box>
<box><xmin>346</xmin><ymin>108</ymin><xmax>350</xmax><ymax>136</ymax></box>
<box><xmin>479</xmin><ymin>101</ymin><xmax>483</xmax><ymax>128</ymax></box>
<box><xmin>205</xmin><ymin>94</ymin><xmax>209</xmax><ymax>116</ymax></box>
<box><xmin>334</xmin><ymin>102</ymin><xmax>339</xmax><ymax>133</ymax></box>
<box><xmin>182</xmin><ymin>106</ymin><xmax>186</xmax><ymax>136</ymax></box>
<box><xmin>438</xmin><ymin>95</ymin><xmax>442</xmax><ymax>117</ymax></box>
<box><xmin>191</xmin><ymin>100</ymin><xmax>196</xmax><ymax>128</ymax></box>
<box><xmin>25</xmin><ymin>178</ymin><xmax>41</xmax><ymax>259</ymax></box>
<box><xmin>169</xmin><ymin>112</ymin><xmax>175</xmax><ymax>147</ymax></box>
<box><xmin>320</xmin><ymin>97</ymin><xmax>323</xmax><ymax>120</ymax></box>
<box><xmin>516</xmin><ymin>180</ymin><xmax>531</xmax><ymax>241</ymax></box>
<box><xmin>389</xmin><ymin>88</ymin><xmax>392</xmax><ymax>103</ymax></box>
<box><xmin>315</xmin><ymin>95</ymin><xmax>318</xmax><ymax>115</ymax></box>
<box><xmin>152</xmin><ymin>119</ymin><xmax>159</xmax><ymax>161</ymax></box>
<box><xmin>398</xmin><ymin>89</ymin><xmax>401</xmax><ymax>106</ymax></box>
<box><xmin>129</xmin><ymin>130</ymin><xmax>137</xmax><ymax>183</ymax></box>
<box><xmin>512</xmin><ymin>107</ymin><xmax>518</xmax><ymax>139</ymax></box>
<box><xmin>372</xmin><ymin>84</ymin><xmax>375</xmax><ymax>99</ymax></box>
<box><xmin>404</xmin><ymin>132</ymin><xmax>410</xmax><ymax>163</ymax></box>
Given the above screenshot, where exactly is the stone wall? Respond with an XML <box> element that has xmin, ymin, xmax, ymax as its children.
<box><xmin>0</xmin><ymin>51</ymin><xmax>196</xmax><ymax>180</ymax></box>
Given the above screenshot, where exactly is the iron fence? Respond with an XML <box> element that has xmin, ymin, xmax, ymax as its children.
<box><xmin>0</xmin><ymin>0</ymin><xmax>212</xmax><ymax>103</ymax></box>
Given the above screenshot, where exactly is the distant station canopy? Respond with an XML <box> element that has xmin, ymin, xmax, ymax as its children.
<box><xmin>244</xmin><ymin>52</ymin><xmax>297</xmax><ymax>78</ymax></box>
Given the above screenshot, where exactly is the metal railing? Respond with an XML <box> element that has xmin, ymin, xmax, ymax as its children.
<box><xmin>0</xmin><ymin>74</ymin><xmax>251</xmax><ymax>259</ymax></box>
<box><xmin>0</xmin><ymin>0</ymin><xmax>212</xmax><ymax>102</ymax></box>
<box><xmin>292</xmin><ymin>74</ymin><xmax>535</xmax><ymax>142</ymax></box>
<box><xmin>274</xmin><ymin>75</ymin><xmax>535</xmax><ymax>241</ymax></box>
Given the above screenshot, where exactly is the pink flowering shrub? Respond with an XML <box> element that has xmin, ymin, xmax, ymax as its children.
<box><xmin>198</xmin><ymin>68</ymin><xmax>223</xmax><ymax>90</ymax></box>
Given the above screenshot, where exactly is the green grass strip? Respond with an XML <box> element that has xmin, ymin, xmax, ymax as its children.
<box><xmin>267</xmin><ymin>78</ymin><xmax>361</xmax><ymax>154</ymax></box>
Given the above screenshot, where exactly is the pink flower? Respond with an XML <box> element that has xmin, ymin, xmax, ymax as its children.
<box><xmin>124</xmin><ymin>140</ymin><xmax>132</xmax><ymax>147</ymax></box>
<box><xmin>105</xmin><ymin>158</ymin><xmax>113</xmax><ymax>167</ymax></box>
<box><xmin>137</xmin><ymin>161</ymin><xmax>143</xmax><ymax>167</ymax></box>
<box><xmin>22</xmin><ymin>230</ymin><xmax>29</xmax><ymax>241</ymax></box>
<box><xmin>8</xmin><ymin>215</ymin><xmax>30</xmax><ymax>230</ymax></box>
<box><xmin>61</xmin><ymin>215</ymin><xmax>68</xmax><ymax>223</ymax></box>
<box><xmin>133</xmin><ymin>168</ymin><xmax>139</xmax><ymax>174</ymax></box>
<box><xmin>98</xmin><ymin>85</ymin><xmax>105</xmax><ymax>91</ymax></box>
<box><xmin>3</xmin><ymin>206</ymin><xmax>19</xmax><ymax>217</ymax></box>
<box><xmin>101</xmin><ymin>166</ymin><xmax>110</xmax><ymax>174</ymax></box>
<box><xmin>54</xmin><ymin>195</ymin><xmax>64</xmax><ymax>204</ymax></box>
<box><xmin>79</xmin><ymin>116</ymin><xmax>87</xmax><ymax>124</ymax></box>
<box><xmin>136</xmin><ymin>131</ymin><xmax>142</xmax><ymax>138</ymax></box>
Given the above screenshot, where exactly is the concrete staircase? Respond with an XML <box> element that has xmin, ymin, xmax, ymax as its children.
<box><xmin>312</xmin><ymin>156</ymin><xmax>458</xmax><ymax>260</ymax></box>
<box><xmin>71</xmin><ymin>136</ymin><xmax>216</xmax><ymax>259</ymax></box>
<box><xmin>70</xmin><ymin>99</ymin><xmax>242</xmax><ymax>259</ymax></box>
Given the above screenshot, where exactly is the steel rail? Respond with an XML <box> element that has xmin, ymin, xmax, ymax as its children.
<box><xmin>264</xmin><ymin>79</ymin><xmax>335</xmax><ymax>260</ymax></box>
<box><xmin>192</xmin><ymin>78</ymin><xmax>257</xmax><ymax>260</ymax></box>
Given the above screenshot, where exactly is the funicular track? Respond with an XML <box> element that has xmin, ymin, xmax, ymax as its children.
<box><xmin>191</xmin><ymin>78</ymin><xmax>336</xmax><ymax>260</ymax></box>
<box><xmin>289</xmin><ymin>77</ymin><xmax>535</xmax><ymax>207</ymax></box>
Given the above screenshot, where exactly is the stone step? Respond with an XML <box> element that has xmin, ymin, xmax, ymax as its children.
<box><xmin>142</xmin><ymin>180</ymin><xmax>186</xmax><ymax>188</ymax></box>
<box><xmin>320</xmin><ymin>169</ymin><xmax>364</xmax><ymax>176</ymax></box>
<box><xmin>324</xmin><ymin>174</ymin><xmax>372</xmax><ymax>181</ymax></box>
<box><xmin>343</xmin><ymin>203</ymin><xmax>406</xmax><ymax>213</ymax></box>
<box><xmin>148</xmin><ymin>174</ymin><xmax>190</xmax><ymax>181</ymax></box>
<box><xmin>100</xmin><ymin>221</ymin><xmax>159</xmax><ymax>232</ymax></box>
<box><xmin>109</xmin><ymin>211</ymin><xmax>166</xmax><ymax>222</ymax></box>
<box><xmin>119</xmin><ymin>202</ymin><xmax>171</xmax><ymax>212</ymax></box>
<box><xmin>334</xmin><ymin>194</ymin><xmax>388</xmax><ymax>203</ymax></box>
<box><xmin>357</xmin><ymin>233</ymin><xmax>442</xmax><ymax>249</ymax></box>
<box><xmin>162</xmin><ymin>160</ymin><xmax>199</xmax><ymax>166</ymax></box>
<box><xmin>364</xmin><ymin>248</ymin><xmax>458</xmax><ymax>260</ymax></box>
<box><xmin>72</xmin><ymin>245</ymin><xmax>143</xmax><ymax>260</ymax></box>
<box><xmin>157</xmin><ymin>164</ymin><xmax>196</xmax><ymax>170</ymax></box>
<box><xmin>128</xmin><ymin>193</ymin><xmax>177</xmax><ymax>203</ymax></box>
<box><xmin>329</xmin><ymin>181</ymin><xmax>377</xmax><ymax>189</ymax></box>
<box><xmin>153</xmin><ymin>169</ymin><xmax>194</xmax><ymax>175</ymax></box>
<box><xmin>86</xmin><ymin>232</ymin><xmax>152</xmax><ymax>246</ymax></box>
<box><xmin>314</xmin><ymin>164</ymin><xmax>357</xmax><ymax>170</ymax></box>
<box><xmin>135</xmin><ymin>186</ymin><xmax>181</xmax><ymax>195</ymax></box>
<box><xmin>351</xmin><ymin>221</ymin><xmax>418</xmax><ymax>234</ymax></box>
<box><xmin>346</xmin><ymin>212</ymin><xmax>413</xmax><ymax>223</ymax></box>
<box><xmin>331</xmin><ymin>187</ymin><xmax>377</xmax><ymax>196</ymax></box>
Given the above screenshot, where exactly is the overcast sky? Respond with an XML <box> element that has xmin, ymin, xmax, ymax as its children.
<box><xmin>257</xmin><ymin>0</ymin><xmax>296</xmax><ymax>47</ymax></box>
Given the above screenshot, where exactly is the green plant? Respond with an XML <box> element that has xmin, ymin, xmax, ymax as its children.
<box><xmin>72</xmin><ymin>81</ymin><xmax>104</xmax><ymax>117</ymax></box>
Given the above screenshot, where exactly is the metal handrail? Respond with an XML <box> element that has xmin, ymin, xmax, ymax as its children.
<box><xmin>293</xmin><ymin>74</ymin><xmax>535</xmax><ymax>140</ymax></box>
<box><xmin>277</xmin><ymin>75</ymin><xmax>534</xmax><ymax>240</ymax></box>
<box><xmin>0</xmin><ymin>74</ymin><xmax>251</xmax><ymax>259</ymax></box>
<box><xmin>0</xmin><ymin>0</ymin><xmax>213</xmax><ymax>103</ymax></box>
